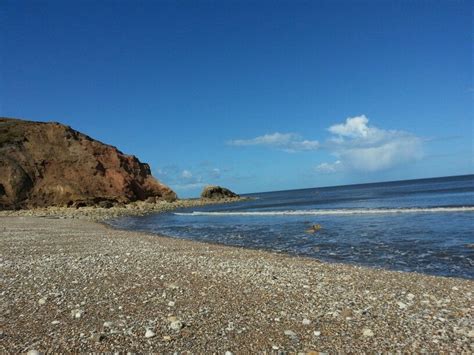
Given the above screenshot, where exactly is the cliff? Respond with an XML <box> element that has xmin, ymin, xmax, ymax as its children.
<box><xmin>0</xmin><ymin>117</ymin><xmax>176</xmax><ymax>209</ymax></box>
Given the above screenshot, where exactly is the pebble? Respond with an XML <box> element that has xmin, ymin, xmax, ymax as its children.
<box><xmin>103</xmin><ymin>321</ymin><xmax>113</xmax><ymax>328</ymax></box>
<box><xmin>27</xmin><ymin>351</ymin><xmax>41</xmax><ymax>355</ymax></box>
<box><xmin>225</xmin><ymin>352</ymin><xmax>233</xmax><ymax>355</ymax></box>
<box><xmin>170</xmin><ymin>320</ymin><xmax>184</xmax><ymax>331</ymax></box>
<box><xmin>71</xmin><ymin>309</ymin><xmax>84</xmax><ymax>319</ymax></box>
<box><xmin>397</xmin><ymin>301</ymin><xmax>408</xmax><ymax>310</ymax></box>
<box><xmin>90</xmin><ymin>333</ymin><xmax>105</xmax><ymax>342</ymax></box>
<box><xmin>168</xmin><ymin>301</ymin><xmax>175</xmax><ymax>307</ymax></box>
<box><xmin>38</xmin><ymin>298</ymin><xmax>47</xmax><ymax>305</ymax></box>
<box><xmin>145</xmin><ymin>329</ymin><xmax>156</xmax><ymax>338</ymax></box>
<box><xmin>363</xmin><ymin>328</ymin><xmax>374</xmax><ymax>337</ymax></box>
<box><xmin>3</xmin><ymin>211</ymin><xmax>473</xmax><ymax>352</ymax></box>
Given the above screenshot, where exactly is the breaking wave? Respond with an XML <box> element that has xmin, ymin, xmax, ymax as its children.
<box><xmin>175</xmin><ymin>206</ymin><xmax>474</xmax><ymax>217</ymax></box>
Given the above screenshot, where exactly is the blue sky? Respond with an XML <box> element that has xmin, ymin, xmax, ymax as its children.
<box><xmin>1</xmin><ymin>1</ymin><xmax>472</xmax><ymax>197</ymax></box>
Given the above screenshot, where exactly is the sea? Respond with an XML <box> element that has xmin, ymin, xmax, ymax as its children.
<box><xmin>109</xmin><ymin>175</ymin><xmax>474</xmax><ymax>279</ymax></box>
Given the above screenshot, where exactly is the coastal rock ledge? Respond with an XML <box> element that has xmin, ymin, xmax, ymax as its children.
<box><xmin>201</xmin><ymin>185</ymin><xmax>239</xmax><ymax>200</ymax></box>
<box><xmin>0</xmin><ymin>117</ymin><xmax>176</xmax><ymax>209</ymax></box>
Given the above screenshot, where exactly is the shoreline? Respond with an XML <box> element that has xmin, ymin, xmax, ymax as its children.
<box><xmin>0</xmin><ymin>197</ymin><xmax>247</xmax><ymax>221</ymax></box>
<box><xmin>1</xmin><ymin>216</ymin><xmax>473</xmax><ymax>352</ymax></box>
<box><xmin>103</xmin><ymin>218</ymin><xmax>472</xmax><ymax>282</ymax></box>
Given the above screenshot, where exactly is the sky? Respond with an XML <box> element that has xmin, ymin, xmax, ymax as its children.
<box><xmin>1</xmin><ymin>0</ymin><xmax>472</xmax><ymax>197</ymax></box>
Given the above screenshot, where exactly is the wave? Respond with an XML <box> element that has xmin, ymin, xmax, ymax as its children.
<box><xmin>174</xmin><ymin>206</ymin><xmax>474</xmax><ymax>217</ymax></box>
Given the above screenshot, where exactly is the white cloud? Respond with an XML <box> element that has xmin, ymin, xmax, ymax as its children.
<box><xmin>181</xmin><ymin>169</ymin><xmax>193</xmax><ymax>179</ymax></box>
<box><xmin>210</xmin><ymin>168</ymin><xmax>221</xmax><ymax>178</ymax></box>
<box><xmin>315</xmin><ymin>160</ymin><xmax>342</xmax><ymax>173</ymax></box>
<box><xmin>328</xmin><ymin>115</ymin><xmax>377</xmax><ymax>138</ymax></box>
<box><xmin>337</xmin><ymin>136</ymin><xmax>422</xmax><ymax>171</ymax></box>
<box><xmin>228</xmin><ymin>132</ymin><xmax>319</xmax><ymax>152</ymax></box>
<box><xmin>316</xmin><ymin>115</ymin><xmax>423</xmax><ymax>173</ymax></box>
<box><xmin>155</xmin><ymin>164</ymin><xmax>238</xmax><ymax>196</ymax></box>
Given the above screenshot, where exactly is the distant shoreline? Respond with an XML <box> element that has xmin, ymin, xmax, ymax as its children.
<box><xmin>0</xmin><ymin>197</ymin><xmax>248</xmax><ymax>221</ymax></box>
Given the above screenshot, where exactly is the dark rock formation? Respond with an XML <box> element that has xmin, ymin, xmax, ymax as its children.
<box><xmin>200</xmin><ymin>185</ymin><xmax>239</xmax><ymax>200</ymax></box>
<box><xmin>0</xmin><ymin>117</ymin><xmax>177</xmax><ymax>209</ymax></box>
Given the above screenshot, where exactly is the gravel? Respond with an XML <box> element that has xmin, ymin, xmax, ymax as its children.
<box><xmin>0</xmin><ymin>198</ymin><xmax>245</xmax><ymax>221</ymax></box>
<box><xmin>0</xmin><ymin>216</ymin><xmax>473</xmax><ymax>352</ymax></box>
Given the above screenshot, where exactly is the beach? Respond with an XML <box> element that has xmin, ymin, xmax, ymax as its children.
<box><xmin>1</xmin><ymin>215</ymin><xmax>472</xmax><ymax>353</ymax></box>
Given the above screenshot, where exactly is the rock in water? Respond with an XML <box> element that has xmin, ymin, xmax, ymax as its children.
<box><xmin>0</xmin><ymin>117</ymin><xmax>176</xmax><ymax>209</ymax></box>
<box><xmin>200</xmin><ymin>185</ymin><xmax>239</xmax><ymax>200</ymax></box>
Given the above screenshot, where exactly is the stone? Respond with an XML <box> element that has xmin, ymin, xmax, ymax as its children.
<box><xmin>406</xmin><ymin>293</ymin><xmax>415</xmax><ymax>301</ymax></box>
<box><xmin>71</xmin><ymin>309</ymin><xmax>84</xmax><ymax>319</ymax></box>
<box><xmin>168</xmin><ymin>301</ymin><xmax>175</xmax><ymax>307</ymax></box>
<box><xmin>27</xmin><ymin>351</ymin><xmax>41</xmax><ymax>355</ymax></box>
<box><xmin>363</xmin><ymin>328</ymin><xmax>374</xmax><ymax>337</ymax></box>
<box><xmin>397</xmin><ymin>301</ymin><xmax>408</xmax><ymax>309</ymax></box>
<box><xmin>314</xmin><ymin>330</ymin><xmax>321</xmax><ymax>336</ymax></box>
<box><xmin>51</xmin><ymin>320</ymin><xmax>60</xmax><ymax>325</ymax></box>
<box><xmin>200</xmin><ymin>185</ymin><xmax>239</xmax><ymax>200</ymax></box>
<box><xmin>103</xmin><ymin>321</ymin><xmax>113</xmax><ymax>328</ymax></box>
<box><xmin>38</xmin><ymin>297</ymin><xmax>47</xmax><ymax>305</ymax></box>
<box><xmin>98</xmin><ymin>200</ymin><xmax>114</xmax><ymax>209</ymax></box>
<box><xmin>90</xmin><ymin>333</ymin><xmax>105</xmax><ymax>342</ymax></box>
<box><xmin>145</xmin><ymin>329</ymin><xmax>156</xmax><ymax>338</ymax></box>
<box><xmin>302</xmin><ymin>318</ymin><xmax>311</xmax><ymax>325</ymax></box>
<box><xmin>170</xmin><ymin>320</ymin><xmax>184</xmax><ymax>331</ymax></box>
<box><xmin>284</xmin><ymin>330</ymin><xmax>297</xmax><ymax>337</ymax></box>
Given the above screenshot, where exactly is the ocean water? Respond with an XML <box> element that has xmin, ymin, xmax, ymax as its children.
<box><xmin>110</xmin><ymin>175</ymin><xmax>474</xmax><ymax>279</ymax></box>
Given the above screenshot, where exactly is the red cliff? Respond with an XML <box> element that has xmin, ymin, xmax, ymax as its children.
<box><xmin>0</xmin><ymin>117</ymin><xmax>176</xmax><ymax>209</ymax></box>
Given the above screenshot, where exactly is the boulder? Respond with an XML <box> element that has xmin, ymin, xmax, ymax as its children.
<box><xmin>200</xmin><ymin>185</ymin><xmax>239</xmax><ymax>200</ymax></box>
<box><xmin>0</xmin><ymin>117</ymin><xmax>177</xmax><ymax>209</ymax></box>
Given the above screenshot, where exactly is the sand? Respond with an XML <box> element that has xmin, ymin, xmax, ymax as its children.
<box><xmin>0</xmin><ymin>216</ymin><xmax>473</xmax><ymax>353</ymax></box>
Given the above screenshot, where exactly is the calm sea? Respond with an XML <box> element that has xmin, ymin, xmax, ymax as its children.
<box><xmin>110</xmin><ymin>175</ymin><xmax>474</xmax><ymax>279</ymax></box>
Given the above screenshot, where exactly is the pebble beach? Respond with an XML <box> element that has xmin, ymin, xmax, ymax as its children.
<box><xmin>1</xmin><ymin>210</ymin><xmax>473</xmax><ymax>352</ymax></box>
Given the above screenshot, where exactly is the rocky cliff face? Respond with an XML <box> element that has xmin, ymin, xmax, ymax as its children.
<box><xmin>0</xmin><ymin>117</ymin><xmax>177</xmax><ymax>209</ymax></box>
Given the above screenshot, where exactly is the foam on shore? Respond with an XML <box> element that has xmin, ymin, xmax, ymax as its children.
<box><xmin>175</xmin><ymin>206</ymin><xmax>474</xmax><ymax>217</ymax></box>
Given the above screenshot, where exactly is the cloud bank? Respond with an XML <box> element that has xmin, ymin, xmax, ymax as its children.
<box><xmin>229</xmin><ymin>115</ymin><xmax>423</xmax><ymax>173</ymax></box>
<box><xmin>228</xmin><ymin>132</ymin><xmax>319</xmax><ymax>152</ymax></box>
<box><xmin>322</xmin><ymin>115</ymin><xmax>423</xmax><ymax>172</ymax></box>
<box><xmin>155</xmin><ymin>164</ymin><xmax>241</xmax><ymax>193</ymax></box>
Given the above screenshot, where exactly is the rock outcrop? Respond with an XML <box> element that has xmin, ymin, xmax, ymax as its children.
<box><xmin>0</xmin><ymin>117</ymin><xmax>176</xmax><ymax>209</ymax></box>
<box><xmin>200</xmin><ymin>185</ymin><xmax>239</xmax><ymax>200</ymax></box>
